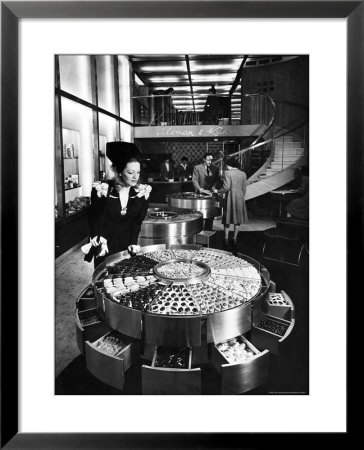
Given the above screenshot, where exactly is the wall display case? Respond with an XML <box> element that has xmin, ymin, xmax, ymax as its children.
<box><xmin>55</xmin><ymin>55</ymin><xmax>133</xmax><ymax>256</ymax></box>
<box><xmin>76</xmin><ymin>244</ymin><xmax>295</xmax><ymax>394</ymax></box>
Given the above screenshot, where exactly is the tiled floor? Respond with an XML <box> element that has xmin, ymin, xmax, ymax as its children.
<box><xmin>55</xmin><ymin>213</ymin><xmax>276</xmax><ymax>377</ymax></box>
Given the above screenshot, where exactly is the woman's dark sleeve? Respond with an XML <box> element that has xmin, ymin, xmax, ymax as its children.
<box><xmin>130</xmin><ymin>197</ymin><xmax>150</xmax><ymax>245</ymax></box>
<box><xmin>88</xmin><ymin>188</ymin><xmax>106</xmax><ymax>239</ymax></box>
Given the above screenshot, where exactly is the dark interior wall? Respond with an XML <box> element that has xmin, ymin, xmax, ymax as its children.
<box><xmin>242</xmin><ymin>57</ymin><xmax>309</xmax><ymax>137</ymax></box>
<box><xmin>136</xmin><ymin>140</ymin><xmax>224</xmax><ymax>167</ymax></box>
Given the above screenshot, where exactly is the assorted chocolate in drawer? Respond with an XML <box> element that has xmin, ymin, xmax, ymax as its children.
<box><xmin>154</xmin><ymin>346</ymin><xmax>191</xmax><ymax>369</ymax></box>
<box><xmin>210</xmin><ymin>334</ymin><xmax>270</xmax><ymax>394</ymax></box>
<box><xmin>266</xmin><ymin>292</ymin><xmax>294</xmax><ymax>320</ymax></box>
<box><xmin>215</xmin><ymin>335</ymin><xmax>259</xmax><ymax>364</ymax></box>
<box><xmin>268</xmin><ymin>293</ymin><xmax>289</xmax><ymax>306</ymax></box>
<box><xmin>142</xmin><ymin>346</ymin><xmax>200</xmax><ymax>394</ymax></box>
<box><xmin>255</xmin><ymin>317</ymin><xmax>289</xmax><ymax>337</ymax></box>
<box><xmin>92</xmin><ymin>329</ymin><xmax>127</xmax><ymax>357</ymax></box>
<box><xmin>78</xmin><ymin>309</ymin><xmax>103</xmax><ymax>327</ymax></box>
<box><xmin>250</xmin><ymin>313</ymin><xmax>293</xmax><ymax>355</ymax></box>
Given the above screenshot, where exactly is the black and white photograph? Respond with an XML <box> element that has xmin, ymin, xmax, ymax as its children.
<box><xmin>1</xmin><ymin>1</ymin><xmax>353</xmax><ymax>445</ymax></box>
<box><xmin>55</xmin><ymin>54</ymin><xmax>309</xmax><ymax>396</ymax></box>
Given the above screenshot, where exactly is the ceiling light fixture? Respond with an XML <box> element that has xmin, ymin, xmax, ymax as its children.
<box><xmin>138</xmin><ymin>64</ymin><xmax>186</xmax><ymax>72</ymax></box>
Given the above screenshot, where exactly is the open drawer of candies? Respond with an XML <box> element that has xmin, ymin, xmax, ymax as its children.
<box><xmin>266</xmin><ymin>291</ymin><xmax>294</xmax><ymax>320</ymax></box>
<box><xmin>250</xmin><ymin>314</ymin><xmax>295</xmax><ymax>356</ymax></box>
<box><xmin>214</xmin><ymin>335</ymin><xmax>260</xmax><ymax>364</ymax></box>
<box><xmin>210</xmin><ymin>334</ymin><xmax>269</xmax><ymax>394</ymax></box>
<box><xmin>90</xmin><ymin>329</ymin><xmax>128</xmax><ymax>357</ymax></box>
<box><xmin>142</xmin><ymin>346</ymin><xmax>201</xmax><ymax>395</ymax></box>
<box><xmin>152</xmin><ymin>346</ymin><xmax>191</xmax><ymax>369</ymax></box>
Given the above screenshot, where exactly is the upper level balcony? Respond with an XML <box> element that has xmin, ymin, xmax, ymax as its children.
<box><xmin>133</xmin><ymin>92</ymin><xmax>270</xmax><ymax>140</ymax></box>
<box><xmin>131</xmin><ymin>54</ymin><xmax>307</xmax><ymax>143</ymax></box>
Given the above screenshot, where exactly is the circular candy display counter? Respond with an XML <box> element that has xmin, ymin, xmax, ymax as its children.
<box><xmin>76</xmin><ymin>244</ymin><xmax>295</xmax><ymax>394</ymax></box>
<box><xmin>139</xmin><ymin>206</ymin><xmax>203</xmax><ymax>247</ymax></box>
<box><xmin>168</xmin><ymin>192</ymin><xmax>222</xmax><ymax>219</ymax></box>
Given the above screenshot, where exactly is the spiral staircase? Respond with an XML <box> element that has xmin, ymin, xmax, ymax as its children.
<box><xmin>213</xmin><ymin>94</ymin><xmax>308</xmax><ymax>201</ymax></box>
<box><xmin>245</xmin><ymin>132</ymin><xmax>307</xmax><ymax>201</ymax></box>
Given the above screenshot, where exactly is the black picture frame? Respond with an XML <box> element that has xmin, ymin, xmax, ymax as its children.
<box><xmin>1</xmin><ymin>1</ymin><xmax>357</xmax><ymax>448</ymax></box>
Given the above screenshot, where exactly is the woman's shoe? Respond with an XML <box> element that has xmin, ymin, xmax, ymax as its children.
<box><xmin>223</xmin><ymin>238</ymin><xmax>229</xmax><ymax>247</ymax></box>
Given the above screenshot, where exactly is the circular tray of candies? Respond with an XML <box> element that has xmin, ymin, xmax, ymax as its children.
<box><xmin>95</xmin><ymin>247</ymin><xmax>263</xmax><ymax>316</ymax></box>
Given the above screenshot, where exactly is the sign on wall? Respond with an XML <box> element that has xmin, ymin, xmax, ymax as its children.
<box><xmin>134</xmin><ymin>124</ymin><xmax>267</xmax><ymax>139</ymax></box>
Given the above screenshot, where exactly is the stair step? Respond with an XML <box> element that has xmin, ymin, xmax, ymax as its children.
<box><xmin>275</xmin><ymin>136</ymin><xmax>294</xmax><ymax>142</ymax></box>
<box><xmin>273</xmin><ymin>155</ymin><xmax>302</xmax><ymax>161</ymax></box>
<box><xmin>274</xmin><ymin>149</ymin><xmax>304</xmax><ymax>156</ymax></box>
<box><xmin>274</xmin><ymin>142</ymin><xmax>303</xmax><ymax>151</ymax></box>
<box><xmin>265</xmin><ymin>169</ymin><xmax>281</xmax><ymax>175</ymax></box>
<box><xmin>270</xmin><ymin>162</ymin><xmax>293</xmax><ymax>169</ymax></box>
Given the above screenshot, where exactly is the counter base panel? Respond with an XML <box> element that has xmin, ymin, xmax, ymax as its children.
<box><xmin>142</xmin><ymin>365</ymin><xmax>201</xmax><ymax>395</ymax></box>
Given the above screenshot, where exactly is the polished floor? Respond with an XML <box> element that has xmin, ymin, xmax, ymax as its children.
<box><xmin>55</xmin><ymin>212</ymin><xmax>309</xmax><ymax>395</ymax></box>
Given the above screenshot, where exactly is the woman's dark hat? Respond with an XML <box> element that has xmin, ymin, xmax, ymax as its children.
<box><xmin>106</xmin><ymin>141</ymin><xmax>141</xmax><ymax>171</ymax></box>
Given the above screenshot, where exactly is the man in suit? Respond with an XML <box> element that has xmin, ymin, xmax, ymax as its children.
<box><xmin>175</xmin><ymin>156</ymin><xmax>193</xmax><ymax>180</ymax></box>
<box><xmin>160</xmin><ymin>156</ymin><xmax>175</xmax><ymax>181</ymax></box>
<box><xmin>192</xmin><ymin>152</ymin><xmax>221</xmax><ymax>230</ymax></box>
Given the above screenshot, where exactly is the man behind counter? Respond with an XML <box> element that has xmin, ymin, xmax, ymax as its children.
<box><xmin>159</xmin><ymin>156</ymin><xmax>175</xmax><ymax>181</ymax></box>
<box><xmin>192</xmin><ymin>152</ymin><xmax>221</xmax><ymax>230</ymax></box>
<box><xmin>176</xmin><ymin>156</ymin><xmax>193</xmax><ymax>180</ymax></box>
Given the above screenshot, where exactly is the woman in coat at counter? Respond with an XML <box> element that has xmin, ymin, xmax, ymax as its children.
<box><xmin>216</xmin><ymin>157</ymin><xmax>248</xmax><ymax>250</ymax></box>
<box><xmin>88</xmin><ymin>141</ymin><xmax>152</xmax><ymax>266</ymax></box>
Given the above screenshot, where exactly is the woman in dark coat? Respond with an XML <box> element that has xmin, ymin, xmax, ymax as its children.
<box><xmin>217</xmin><ymin>158</ymin><xmax>248</xmax><ymax>247</ymax></box>
<box><xmin>88</xmin><ymin>141</ymin><xmax>152</xmax><ymax>266</ymax></box>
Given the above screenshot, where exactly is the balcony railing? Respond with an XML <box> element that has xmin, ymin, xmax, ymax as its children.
<box><xmin>133</xmin><ymin>93</ymin><xmax>242</xmax><ymax>127</ymax></box>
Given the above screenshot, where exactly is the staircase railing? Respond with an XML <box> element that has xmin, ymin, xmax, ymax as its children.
<box><xmin>213</xmin><ymin>98</ymin><xmax>308</xmax><ymax>184</ymax></box>
<box><xmin>213</xmin><ymin>93</ymin><xmax>276</xmax><ymax>168</ymax></box>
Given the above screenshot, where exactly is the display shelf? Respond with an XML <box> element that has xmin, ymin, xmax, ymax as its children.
<box><xmin>76</xmin><ymin>244</ymin><xmax>295</xmax><ymax>393</ymax></box>
<box><xmin>65</xmin><ymin>185</ymin><xmax>82</xmax><ymax>191</ymax></box>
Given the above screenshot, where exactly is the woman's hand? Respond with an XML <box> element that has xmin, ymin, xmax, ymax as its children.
<box><xmin>90</xmin><ymin>236</ymin><xmax>100</xmax><ymax>246</ymax></box>
<box><xmin>98</xmin><ymin>237</ymin><xmax>109</xmax><ymax>257</ymax></box>
<box><xmin>128</xmin><ymin>244</ymin><xmax>141</xmax><ymax>255</ymax></box>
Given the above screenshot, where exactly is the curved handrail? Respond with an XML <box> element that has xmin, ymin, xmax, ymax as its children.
<box><xmin>213</xmin><ymin>99</ymin><xmax>308</xmax><ymax>168</ymax></box>
<box><xmin>213</xmin><ymin>93</ymin><xmax>277</xmax><ymax>166</ymax></box>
